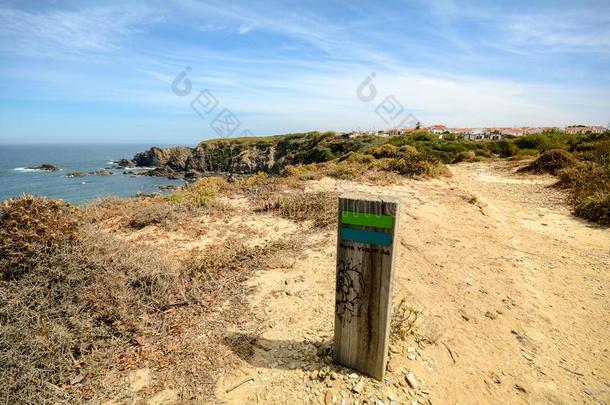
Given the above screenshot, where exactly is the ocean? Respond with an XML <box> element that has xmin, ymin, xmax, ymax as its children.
<box><xmin>0</xmin><ymin>144</ymin><xmax>184</xmax><ymax>204</ymax></box>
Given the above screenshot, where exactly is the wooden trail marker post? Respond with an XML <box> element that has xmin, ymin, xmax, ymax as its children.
<box><xmin>333</xmin><ymin>193</ymin><xmax>400</xmax><ymax>380</ymax></box>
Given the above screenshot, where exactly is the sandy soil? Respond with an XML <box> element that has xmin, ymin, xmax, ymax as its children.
<box><xmin>213</xmin><ymin>162</ymin><xmax>609</xmax><ymax>405</ymax></box>
<box><xmin>99</xmin><ymin>161</ymin><xmax>609</xmax><ymax>404</ymax></box>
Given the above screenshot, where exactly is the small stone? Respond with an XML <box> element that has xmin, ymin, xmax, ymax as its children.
<box><xmin>330</xmin><ymin>371</ymin><xmax>338</xmax><ymax>380</ymax></box>
<box><xmin>407</xmin><ymin>353</ymin><xmax>416</xmax><ymax>361</ymax></box>
<box><xmin>324</xmin><ymin>390</ymin><xmax>337</xmax><ymax>405</ymax></box>
<box><xmin>310</xmin><ymin>370</ymin><xmax>319</xmax><ymax>380</ymax></box>
<box><xmin>405</xmin><ymin>372</ymin><xmax>418</xmax><ymax>389</ymax></box>
<box><xmin>353</xmin><ymin>381</ymin><xmax>365</xmax><ymax>394</ymax></box>
<box><xmin>387</xmin><ymin>357</ymin><xmax>400</xmax><ymax>372</ymax></box>
<box><xmin>349</xmin><ymin>373</ymin><xmax>358</xmax><ymax>379</ymax></box>
<box><xmin>485</xmin><ymin>311</ymin><xmax>497</xmax><ymax>320</ymax></box>
<box><xmin>515</xmin><ymin>384</ymin><xmax>527</xmax><ymax>393</ymax></box>
<box><xmin>407</xmin><ymin>347</ymin><xmax>416</xmax><ymax>353</ymax></box>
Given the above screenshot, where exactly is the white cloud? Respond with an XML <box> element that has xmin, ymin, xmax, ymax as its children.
<box><xmin>0</xmin><ymin>5</ymin><xmax>164</xmax><ymax>52</ymax></box>
<box><xmin>506</xmin><ymin>18</ymin><xmax>610</xmax><ymax>52</ymax></box>
<box><xmin>238</xmin><ymin>23</ymin><xmax>256</xmax><ymax>34</ymax></box>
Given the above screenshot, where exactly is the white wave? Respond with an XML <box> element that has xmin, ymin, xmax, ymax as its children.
<box><xmin>13</xmin><ymin>167</ymin><xmax>40</xmax><ymax>172</ymax></box>
<box><xmin>121</xmin><ymin>166</ymin><xmax>156</xmax><ymax>171</ymax></box>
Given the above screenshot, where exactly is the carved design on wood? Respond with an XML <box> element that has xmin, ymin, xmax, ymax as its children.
<box><xmin>335</xmin><ymin>259</ymin><xmax>364</xmax><ymax>325</ymax></box>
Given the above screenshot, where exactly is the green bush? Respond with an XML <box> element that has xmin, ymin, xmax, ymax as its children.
<box><xmin>452</xmin><ymin>150</ymin><xmax>477</xmax><ymax>163</ymax></box>
<box><xmin>574</xmin><ymin>192</ymin><xmax>610</xmax><ymax>225</ymax></box>
<box><xmin>366</xmin><ymin>143</ymin><xmax>400</xmax><ymax>158</ymax></box>
<box><xmin>490</xmin><ymin>140</ymin><xmax>519</xmax><ymax>157</ymax></box>
<box><xmin>515</xmin><ymin>134</ymin><xmax>568</xmax><ymax>152</ymax></box>
<box><xmin>519</xmin><ymin>149</ymin><xmax>576</xmax><ymax>175</ymax></box>
<box><xmin>388</xmin><ymin>152</ymin><xmax>448</xmax><ymax>177</ymax></box>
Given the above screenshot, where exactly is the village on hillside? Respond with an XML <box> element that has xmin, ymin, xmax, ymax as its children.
<box><xmin>339</xmin><ymin>124</ymin><xmax>609</xmax><ymax>140</ymax></box>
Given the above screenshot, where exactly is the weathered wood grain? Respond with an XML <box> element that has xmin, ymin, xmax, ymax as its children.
<box><xmin>333</xmin><ymin>193</ymin><xmax>400</xmax><ymax>380</ymax></box>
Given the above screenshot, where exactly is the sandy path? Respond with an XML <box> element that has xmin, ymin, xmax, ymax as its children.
<box><xmin>215</xmin><ymin>161</ymin><xmax>609</xmax><ymax>405</ymax></box>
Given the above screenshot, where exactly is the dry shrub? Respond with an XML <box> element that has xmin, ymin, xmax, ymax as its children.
<box><xmin>232</xmin><ymin>171</ymin><xmax>303</xmax><ymax>195</ymax></box>
<box><xmin>341</xmin><ymin>152</ymin><xmax>376</xmax><ymax>165</ymax></box>
<box><xmin>127</xmin><ymin>200</ymin><xmax>189</xmax><ymax>229</ymax></box>
<box><xmin>390</xmin><ymin>298</ymin><xmax>419</xmax><ymax>343</ymax></box>
<box><xmin>389</xmin><ymin>152</ymin><xmax>450</xmax><ymax>177</ymax></box>
<box><xmin>574</xmin><ymin>192</ymin><xmax>610</xmax><ymax>225</ymax></box>
<box><xmin>452</xmin><ymin>150</ymin><xmax>478</xmax><ymax>163</ymax></box>
<box><xmin>0</xmin><ymin>195</ymin><xmax>307</xmax><ymax>404</ymax></box>
<box><xmin>0</xmin><ymin>195</ymin><xmax>80</xmax><ymax>279</ymax></box>
<box><xmin>321</xmin><ymin>162</ymin><xmax>363</xmax><ymax>179</ymax></box>
<box><xmin>254</xmin><ymin>191</ymin><xmax>337</xmax><ymax>228</ymax></box>
<box><xmin>519</xmin><ymin>149</ymin><xmax>576</xmax><ymax>175</ymax></box>
<box><xmin>558</xmin><ymin>162</ymin><xmax>610</xmax><ymax>225</ymax></box>
<box><xmin>0</xmin><ymin>219</ymin><xmax>182</xmax><ymax>404</ymax></box>
<box><xmin>283</xmin><ymin>164</ymin><xmax>325</xmax><ymax>181</ymax></box>
<box><xmin>82</xmin><ymin>196</ymin><xmax>199</xmax><ymax>232</ymax></box>
<box><xmin>183</xmin><ymin>238</ymin><xmax>298</xmax><ymax>296</ymax></box>
<box><xmin>167</xmin><ymin>181</ymin><xmax>220</xmax><ymax>208</ymax></box>
<box><xmin>366</xmin><ymin>143</ymin><xmax>400</xmax><ymax>158</ymax></box>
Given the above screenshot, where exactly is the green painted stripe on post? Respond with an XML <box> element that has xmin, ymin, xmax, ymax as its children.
<box><xmin>341</xmin><ymin>211</ymin><xmax>393</xmax><ymax>229</ymax></box>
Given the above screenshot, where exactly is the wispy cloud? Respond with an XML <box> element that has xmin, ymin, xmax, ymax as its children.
<box><xmin>1</xmin><ymin>0</ymin><xmax>609</xmax><ymax>143</ymax></box>
<box><xmin>238</xmin><ymin>23</ymin><xmax>256</xmax><ymax>34</ymax></box>
<box><xmin>505</xmin><ymin>13</ymin><xmax>610</xmax><ymax>52</ymax></box>
<box><xmin>0</xmin><ymin>4</ymin><xmax>164</xmax><ymax>53</ymax></box>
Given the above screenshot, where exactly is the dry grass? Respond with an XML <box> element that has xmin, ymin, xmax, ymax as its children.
<box><xmin>254</xmin><ymin>191</ymin><xmax>337</xmax><ymax>228</ymax></box>
<box><xmin>0</xmin><ymin>206</ymin><xmax>184</xmax><ymax>403</ymax></box>
<box><xmin>166</xmin><ymin>177</ymin><xmax>231</xmax><ymax>210</ymax></box>
<box><xmin>283</xmin><ymin>161</ymin><xmax>402</xmax><ymax>185</ymax></box>
<box><xmin>0</xmin><ymin>195</ymin><xmax>304</xmax><ymax>404</ymax></box>
<box><xmin>82</xmin><ymin>196</ymin><xmax>197</xmax><ymax>234</ymax></box>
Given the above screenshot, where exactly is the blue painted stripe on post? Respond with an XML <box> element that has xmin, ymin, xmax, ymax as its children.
<box><xmin>340</xmin><ymin>227</ymin><xmax>392</xmax><ymax>246</ymax></box>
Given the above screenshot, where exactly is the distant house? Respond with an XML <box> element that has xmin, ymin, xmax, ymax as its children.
<box><xmin>394</xmin><ymin>128</ymin><xmax>416</xmax><ymax>135</ymax></box>
<box><xmin>427</xmin><ymin>124</ymin><xmax>448</xmax><ymax>134</ymax></box>
<box><xmin>525</xmin><ymin>127</ymin><xmax>543</xmax><ymax>135</ymax></box>
<box><xmin>590</xmin><ymin>125</ymin><xmax>607</xmax><ymax>134</ymax></box>
<box><xmin>566</xmin><ymin>125</ymin><xmax>591</xmax><ymax>135</ymax></box>
<box><xmin>464</xmin><ymin>128</ymin><xmax>487</xmax><ymax>141</ymax></box>
<box><xmin>501</xmin><ymin>128</ymin><xmax>526</xmax><ymax>138</ymax></box>
<box><xmin>452</xmin><ymin>128</ymin><xmax>473</xmax><ymax>139</ymax></box>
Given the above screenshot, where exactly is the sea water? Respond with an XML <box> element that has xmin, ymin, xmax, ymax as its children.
<box><xmin>0</xmin><ymin>144</ymin><xmax>183</xmax><ymax>204</ymax></box>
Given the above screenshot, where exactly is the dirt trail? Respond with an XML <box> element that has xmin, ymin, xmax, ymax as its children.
<box><xmin>216</xmin><ymin>162</ymin><xmax>610</xmax><ymax>405</ymax></box>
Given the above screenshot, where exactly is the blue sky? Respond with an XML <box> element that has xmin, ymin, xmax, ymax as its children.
<box><xmin>0</xmin><ymin>0</ymin><xmax>609</xmax><ymax>144</ymax></box>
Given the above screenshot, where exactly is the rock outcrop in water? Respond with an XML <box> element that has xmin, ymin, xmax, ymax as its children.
<box><xmin>27</xmin><ymin>164</ymin><xmax>59</xmax><ymax>171</ymax></box>
<box><xmin>66</xmin><ymin>172</ymin><xmax>87</xmax><ymax>178</ymax></box>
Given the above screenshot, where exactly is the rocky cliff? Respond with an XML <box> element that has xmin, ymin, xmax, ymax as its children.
<box><xmin>127</xmin><ymin>132</ymin><xmax>375</xmax><ymax>178</ymax></box>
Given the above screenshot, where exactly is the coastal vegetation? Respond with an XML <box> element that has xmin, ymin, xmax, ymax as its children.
<box><xmin>129</xmin><ymin>128</ymin><xmax>608</xmax><ymax>225</ymax></box>
<box><xmin>1</xmin><ymin>128</ymin><xmax>608</xmax><ymax>403</ymax></box>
